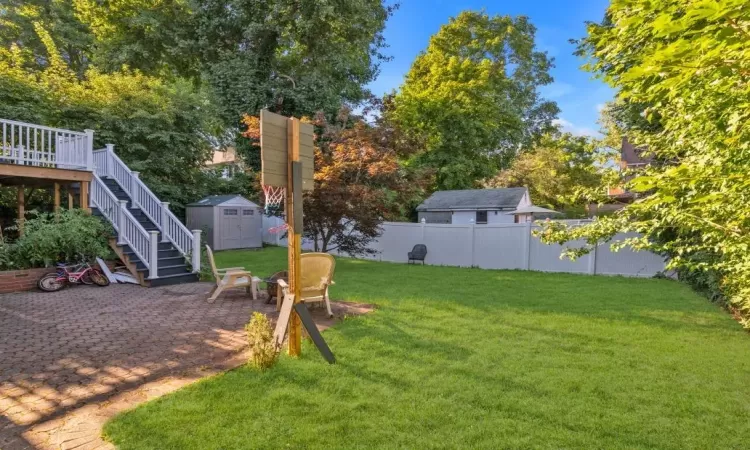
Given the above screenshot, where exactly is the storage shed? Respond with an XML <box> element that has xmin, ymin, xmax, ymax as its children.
<box><xmin>186</xmin><ymin>195</ymin><xmax>263</xmax><ymax>250</ymax></box>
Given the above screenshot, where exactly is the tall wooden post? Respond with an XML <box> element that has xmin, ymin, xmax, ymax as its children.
<box><xmin>53</xmin><ymin>182</ymin><xmax>61</xmax><ymax>220</ymax></box>
<box><xmin>17</xmin><ymin>186</ymin><xmax>25</xmax><ymax>236</ymax></box>
<box><xmin>68</xmin><ymin>185</ymin><xmax>74</xmax><ymax>209</ymax></box>
<box><xmin>287</xmin><ymin>117</ymin><xmax>303</xmax><ymax>356</ymax></box>
<box><xmin>80</xmin><ymin>181</ymin><xmax>90</xmax><ymax>213</ymax></box>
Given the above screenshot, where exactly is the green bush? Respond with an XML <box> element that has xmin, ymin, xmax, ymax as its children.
<box><xmin>245</xmin><ymin>312</ymin><xmax>278</xmax><ymax>370</ymax></box>
<box><xmin>9</xmin><ymin>210</ymin><xmax>112</xmax><ymax>269</ymax></box>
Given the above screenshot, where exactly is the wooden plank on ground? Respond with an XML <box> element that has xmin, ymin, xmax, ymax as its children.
<box><xmin>273</xmin><ymin>293</ymin><xmax>295</xmax><ymax>350</ymax></box>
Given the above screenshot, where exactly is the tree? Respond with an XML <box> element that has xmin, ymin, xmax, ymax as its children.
<box><xmin>243</xmin><ymin>104</ymin><xmax>427</xmax><ymax>255</ymax></box>
<box><xmin>539</xmin><ymin>0</ymin><xmax>750</xmax><ymax>322</ymax></box>
<box><xmin>485</xmin><ymin>133</ymin><xmax>612</xmax><ymax>212</ymax></box>
<box><xmin>0</xmin><ymin>22</ymin><xmax>225</xmax><ymax>216</ymax></box>
<box><xmin>0</xmin><ymin>0</ymin><xmax>93</xmax><ymax>77</ymax></box>
<box><xmin>391</xmin><ymin>11</ymin><xmax>559</xmax><ymax>190</ymax></box>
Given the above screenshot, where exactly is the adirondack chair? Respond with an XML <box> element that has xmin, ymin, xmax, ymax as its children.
<box><xmin>206</xmin><ymin>245</ymin><xmax>261</xmax><ymax>303</ymax></box>
<box><xmin>408</xmin><ymin>244</ymin><xmax>427</xmax><ymax>264</ymax></box>
<box><xmin>278</xmin><ymin>253</ymin><xmax>336</xmax><ymax>317</ymax></box>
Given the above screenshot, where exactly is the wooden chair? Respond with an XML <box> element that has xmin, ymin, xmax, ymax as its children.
<box><xmin>278</xmin><ymin>253</ymin><xmax>336</xmax><ymax>317</ymax></box>
<box><xmin>205</xmin><ymin>245</ymin><xmax>261</xmax><ymax>303</ymax></box>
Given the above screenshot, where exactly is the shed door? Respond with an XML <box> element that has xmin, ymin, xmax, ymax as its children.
<box><xmin>221</xmin><ymin>208</ymin><xmax>243</xmax><ymax>249</ymax></box>
<box><xmin>241</xmin><ymin>208</ymin><xmax>257</xmax><ymax>245</ymax></box>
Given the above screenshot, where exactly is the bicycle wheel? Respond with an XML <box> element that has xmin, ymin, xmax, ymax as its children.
<box><xmin>89</xmin><ymin>270</ymin><xmax>110</xmax><ymax>287</ymax></box>
<box><xmin>38</xmin><ymin>273</ymin><xmax>67</xmax><ymax>292</ymax></box>
<box><xmin>80</xmin><ymin>271</ymin><xmax>95</xmax><ymax>285</ymax></box>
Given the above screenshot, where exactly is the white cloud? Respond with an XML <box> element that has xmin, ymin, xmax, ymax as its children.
<box><xmin>552</xmin><ymin>118</ymin><xmax>600</xmax><ymax>138</ymax></box>
<box><xmin>541</xmin><ymin>82</ymin><xmax>574</xmax><ymax>99</ymax></box>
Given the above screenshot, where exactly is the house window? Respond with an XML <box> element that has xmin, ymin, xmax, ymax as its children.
<box><xmin>476</xmin><ymin>211</ymin><xmax>488</xmax><ymax>224</ymax></box>
<box><xmin>223</xmin><ymin>209</ymin><xmax>238</xmax><ymax>216</ymax></box>
<box><xmin>242</xmin><ymin>209</ymin><xmax>254</xmax><ymax>216</ymax></box>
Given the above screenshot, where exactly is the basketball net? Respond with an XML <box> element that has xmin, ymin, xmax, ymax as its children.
<box><xmin>263</xmin><ymin>184</ymin><xmax>289</xmax><ymax>234</ymax></box>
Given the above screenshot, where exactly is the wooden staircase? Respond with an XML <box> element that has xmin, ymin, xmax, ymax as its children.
<box><xmin>92</xmin><ymin>177</ymin><xmax>199</xmax><ymax>287</ymax></box>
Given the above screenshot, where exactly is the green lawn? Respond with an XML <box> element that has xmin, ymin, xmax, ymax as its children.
<box><xmin>104</xmin><ymin>247</ymin><xmax>750</xmax><ymax>449</ymax></box>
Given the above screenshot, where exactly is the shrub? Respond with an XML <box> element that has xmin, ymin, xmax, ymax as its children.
<box><xmin>12</xmin><ymin>209</ymin><xmax>112</xmax><ymax>268</ymax></box>
<box><xmin>245</xmin><ymin>312</ymin><xmax>278</xmax><ymax>370</ymax></box>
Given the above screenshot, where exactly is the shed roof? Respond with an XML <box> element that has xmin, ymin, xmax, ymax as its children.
<box><xmin>186</xmin><ymin>195</ymin><xmax>259</xmax><ymax>208</ymax></box>
<box><xmin>416</xmin><ymin>188</ymin><xmax>528</xmax><ymax>211</ymax></box>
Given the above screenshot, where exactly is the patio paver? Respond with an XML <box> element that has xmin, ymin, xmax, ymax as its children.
<box><xmin>0</xmin><ymin>282</ymin><xmax>372</xmax><ymax>450</ymax></box>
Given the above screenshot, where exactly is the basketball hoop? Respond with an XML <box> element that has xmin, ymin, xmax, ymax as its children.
<box><xmin>262</xmin><ymin>184</ymin><xmax>286</xmax><ymax>215</ymax></box>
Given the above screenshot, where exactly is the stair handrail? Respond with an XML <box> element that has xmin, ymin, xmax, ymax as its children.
<box><xmin>90</xmin><ymin>172</ymin><xmax>122</xmax><ymax>233</ymax></box>
<box><xmin>91</xmin><ymin>173</ymin><xmax>157</xmax><ymax>278</ymax></box>
<box><xmin>93</xmin><ymin>144</ymin><xmax>200</xmax><ymax>272</ymax></box>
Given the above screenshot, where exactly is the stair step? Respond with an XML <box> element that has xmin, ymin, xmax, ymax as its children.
<box><xmin>136</xmin><ymin>263</ymin><xmax>191</xmax><ymax>276</ymax></box>
<box><xmin>147</xmin><ymin>272</ymin><xmax>200</xmax><ymax>287</ymax></box>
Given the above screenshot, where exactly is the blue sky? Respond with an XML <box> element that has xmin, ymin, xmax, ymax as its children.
<box><xmin>367</xmin><ymin>0</ymin><xmax>614</xmax><ymax>137</ymax></box>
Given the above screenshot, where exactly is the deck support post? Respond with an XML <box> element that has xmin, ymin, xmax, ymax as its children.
<box><xmin>17</xmin><ymin>186</ymin><xmax>24</xmax><ymax>236</ymax></box>
<box><xmin>80</xmin><ymin>181</ymin><xmax>90</xmax><ymax>213</ymax></box>
<box><xmin>68</xmin><ymin>186</ymin><xmax>74</xmax><ymax>210</ymax></box>
<box><xmin>53</xmin><ymin>182</ymin><xmax>61</xmax><ymax>220</ymax></box>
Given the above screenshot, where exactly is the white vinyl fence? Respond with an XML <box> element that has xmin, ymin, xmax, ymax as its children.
<box><xmin>262</xmin><ymin>216</ymin><xmax>666</xmax><ymax>277</ymax></box>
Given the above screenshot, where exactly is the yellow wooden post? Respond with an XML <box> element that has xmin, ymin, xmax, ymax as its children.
<box><xmin>80</xmin><ymin>181</ymin><xmax>90</xmax><ymax>213</ymax></box>
<box><xmin>68</xmin><ymin>186</ymin><xmax>74</xmax><ymax>209</ymax></box>
<box><xmin>287</xmin><ymin>117</ymin><xmax>303</xmax><ymax>356</ymax></box>
<box><xmin>17</xmin><ymin>186</ymin><xmax>25</xmax><ymax>236</ymax></box>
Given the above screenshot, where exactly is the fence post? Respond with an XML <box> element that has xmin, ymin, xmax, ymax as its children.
<box><xmin>117</xmin><ymin>200</ymin><xmax>128</xmax><ymax>246</ymax></box>
<box><xmin>130</xmin><ymin>171</ymin><xmax>140</xmax><ymax>207</ymax></box>
<box><xmin>84</xmin><ymin>129</ymin><xmax>94</xmax><ymax>171</ymax></box>
<box><xmin>191</xmin><ymin>229</ymin><xmax>202</xmax><ymax>273</ymax></box>
<box><xmin>469</xmin><ymin>222</ymin><xmax>475</xmax><ymax>267</ymax></box>
<box><xmin>148</xmin><ymin>231</ymin><xmax>159</xmax><ymax>279</ymax></box>
<box><xmin>160</xmin><ymin>202</ymin><xmax>170</xmax><ymax>242</ymax></box>
<box><xmin>105</xmin><ymin>143</ymin><xmax>115</xmax><ymax>177</ymax></box>
<box><xmin>588</xmin><ymin>242</ymin><xmax>598</xmax><ymax>275</ymax></box>
<box><xmin>523</xmin><ymin>221</ymin><xmax>532</xmax><ymax>270</ymax></box>
<box><xmin>421</xmin><ymin>219</ymin><xmax>426</xmax><ymax>242</ymax></box>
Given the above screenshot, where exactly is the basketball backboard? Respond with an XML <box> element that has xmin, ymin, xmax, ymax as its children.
<box><xmin>260</xmin><ymin>110</ymin><xmax>314</xmax><ymax>190</ymax></box>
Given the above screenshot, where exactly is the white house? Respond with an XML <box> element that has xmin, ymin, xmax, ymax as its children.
<box><xmin>416</xmin><ymin>188</ymin><xmax>532</xmax><ymax>224</ymax></box>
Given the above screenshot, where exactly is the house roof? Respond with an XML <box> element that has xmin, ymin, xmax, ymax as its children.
<box><xmin>416</xmin><ymin>188</ymin><xmax>528</xmax><ymax>211</ymax></box>
<box><xmin>186</xmin><ymin>195</ymin><xmax>259</xmax><ymax>208</ymax></box>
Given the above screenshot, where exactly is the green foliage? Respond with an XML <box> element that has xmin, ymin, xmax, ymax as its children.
<box><xmin>540</xmin><ymin>0</ymin><xmax>750</xmax><ymax>323</ymax></box>
<box><xmin>245</xmin><ymin>312</ymin><xmax>278</xmax><ymax>370</ymax></box>
<box><xmin>391</xmin><ymin>11</ymin><xmax>559</xmax><ymax>190</ymax></box>
<box><xmin>6</xmin><ymin>210</ymin><xmax>112</xmax><ymax>269</ymax></box>
<box><xmin>485</xmin><ymin>133</ymin><xmax>614</xmax><ymax>209</ymax></box>
<box><xmin>0</xmin><ymin>0</ymin><xmax>93</xmax><ymax>77</ymax></box>
<box><xmin>105</xmin><ymin>247</ymin><xmax>750</xmax><ymax>449</ymax></box>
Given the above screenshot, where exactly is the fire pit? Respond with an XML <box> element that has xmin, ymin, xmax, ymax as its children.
<box><xmin>263</xmin><ymin>270</ymin><xmax>288</xmax><ymax>304</ymax></box>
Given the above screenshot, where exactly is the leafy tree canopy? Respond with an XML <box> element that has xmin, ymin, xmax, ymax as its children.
<box><xmin>540</xmin><ymin>0</ymin><xmax>750</xmax><ymax>322</ymax></box>
<box><xmin>391</xmin><ymin>11</ymin><xmax>559</xmax><ymax>191</ymax></box>
<box><xmin>485</xmin><ymin>133</ymin><xmax>614</xmax><ymax>213</ymax></box>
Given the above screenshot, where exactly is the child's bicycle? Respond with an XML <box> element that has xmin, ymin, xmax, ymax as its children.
<box><xmin>37</xmin><ymin>262</ymin><xmax>110</xmax><ymax>292</ymax></box>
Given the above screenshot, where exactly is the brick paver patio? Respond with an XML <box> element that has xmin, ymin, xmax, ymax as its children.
<box><xmin>0</xmin><ymin>282</ymin><xmax>372</xmax><ymax>450</ymax></box>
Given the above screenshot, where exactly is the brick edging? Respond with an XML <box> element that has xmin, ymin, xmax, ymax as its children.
<box><xmin>0</xmin><ymin>267</ymin><xmax>51</xmax><ymax>294</ymax></box>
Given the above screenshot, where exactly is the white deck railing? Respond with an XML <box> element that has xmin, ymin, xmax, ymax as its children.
<box><xmin>93</xmin><ymin>146</ymin><xmax>200</xmax><ymax>272</ymax></box>
<box><xmin>0</xmin><ymin>119</ymin><xmax>93</xmax><ymax>170</ymax></box>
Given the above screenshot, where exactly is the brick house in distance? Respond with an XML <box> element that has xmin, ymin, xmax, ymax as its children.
<box><xmin>590</xmin><ymin>137</ymin><xmax>652</xmax><ymax>215</ymax></box>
